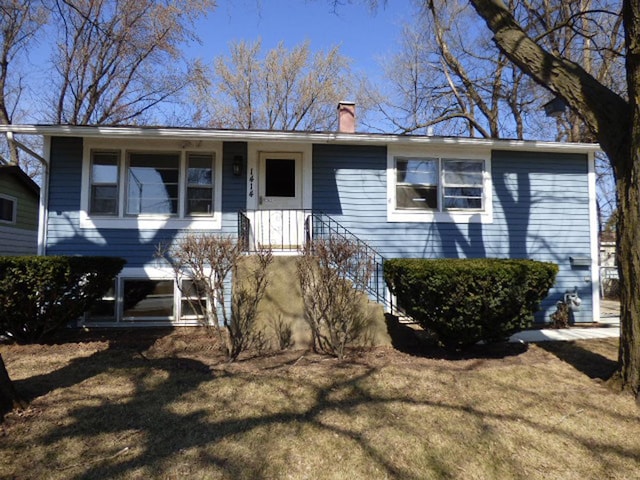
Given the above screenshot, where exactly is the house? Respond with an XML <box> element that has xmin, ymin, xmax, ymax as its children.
<box><xmin>0</xmin><ymin>164</ymin><xmax>39</xmax><ymax>255</ymax></box>
<box><xmin>0</xmin><ymin>104</ymin><xmax>602</xmax><ymax>329</ymax></box>
<box><xmin>599</xmin><ymin>231</ymin><xmax>618</xmax><ymax>298</ymax></box>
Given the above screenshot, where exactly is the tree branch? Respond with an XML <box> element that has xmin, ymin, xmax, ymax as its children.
<box><xmin>468</xmin><ymin>0</ymin><xmax>629</xmax><ymax>155</ymax></box>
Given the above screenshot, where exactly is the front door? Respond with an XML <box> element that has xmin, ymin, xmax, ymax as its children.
<box><xmin>259</xmin><ymin>153</ymin><xmax>302</xmax><ymax>209</ymax></box>
<box><xmin>255</xmin><ymin>152</ymin><xmax>305</xmax><ymax>249</ymax></box>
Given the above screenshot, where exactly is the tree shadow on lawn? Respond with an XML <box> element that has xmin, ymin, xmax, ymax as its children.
<box><xmin>537</xmin><ymin>340</ymin><xmax>619</xmax><ymax>381</ymax></box>
<box><xmin>5</xmin><ymin>328</ymin><xmax>640</xmax><ymax>479</ymax></box>
<box><xmin>11</xmin><ymin>328</ymin><xmax>193</xmax><ymax>403</ymax></box>
<box><xmin>17</xmin><ymin>345</ymin><xmax>640</xmax><ymax>480</ymax></box>
<box><xmin>385</xmin><ymin>314</ymin><xmax>529</xmax><ymax>360</ymax></box>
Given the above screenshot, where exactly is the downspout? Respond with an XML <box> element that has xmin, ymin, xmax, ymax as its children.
<box><xmin>587</xmin><ymin>150</ymin><xmax>600</xmax><ymax>322</ymax></box>
<box><xmin>5</xmin><ymin>131</ymin><xmax>49</xmax><ymax>256</ymax></box>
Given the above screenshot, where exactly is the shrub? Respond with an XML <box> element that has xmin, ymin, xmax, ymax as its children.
<box><xmin>297</xmin><ymin>236</ymin><xmax>374</xmax><ymax>359</ymax></box>
<box><xmin>160</xmin><ymin>234</ymin><xmax>273</xmax><ymax>361</ymax></box>
<box><xmin>384</xmin><ymin>258</ymin><xmax>558</xmax><ymax>350</ymax></box>
<box><xmin>0</xmin><ymin>256</ymin><xmax>126</xmax><ymax>343</ymax></box>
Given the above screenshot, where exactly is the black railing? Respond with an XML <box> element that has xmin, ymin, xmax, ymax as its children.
<box><xmin>306</xmin><ymin>212</ymin><xmax>391</xmax><ymax>311</ymax></box>
<box><xmin>237</xmin><ymin>209</ymin><xmax>395</xmax><ymax>313</ymax></box>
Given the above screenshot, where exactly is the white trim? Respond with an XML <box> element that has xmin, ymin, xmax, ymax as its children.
<box><xmin>246</xmin><ymin>142</ymin><xmax>313</xmax><ymax>211</ymax></box>
<box><xmin>38</xmin><ymin>137</ymin><xmax>51</xmax><ymax>256</ymax></box>
<box><xmin>0</xmin><ymin>194</ymin><xmax>17</xmax><ymax>224</ymax></box>
<box><xmin>387</xmin><ymin>145</ymin><xmax>493</xmax><ymax>224</ymax></box>
<box><xmin>587</xmin><ymin>151</ymin><xmax>600</xmax><ymax>322</ymax></box>
<box><xmin>0</xmin><ymin>124</ymin><xmax>601</xmax><ymax>155</ymax></box>
<box><xmin>79</xmin><ymin>138</ymin><xmax>223</xmax><ymax>230</ymax></box>
<box><xmin>82</xmin><ymin>266</ymin><xmax>210</xmax><ymax>327</ymax></box>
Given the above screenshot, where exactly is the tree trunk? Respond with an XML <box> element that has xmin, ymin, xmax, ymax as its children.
<box><xmin>468</xmin><ymin>0</ymin><xmax>640</xmax><ymax>398</ymax></box>
<box><xmin>615</xmin><ymin>154</ymin><xmax>640</xmax><ymax>399</ymax></box>
<box><xmin>0</xmin><ymin>353</ymin><xmax>25</xmax><ymax>420</ymax></box>
<box><xmin>616</xmin><ymin>0</ymin><xmax>640</xmax><ymax>399</ymax></box>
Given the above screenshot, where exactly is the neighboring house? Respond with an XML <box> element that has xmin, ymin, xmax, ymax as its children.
<box><xmin>0</xmin><ymin>164</ymin><xmax>39</xmax><ymax>255</ymax></box>
<box><xmin>0</xmin><ymin>105</ymin><xmax>602</xmax><ymax>326</ymax></box>
<box><xmin>599</xmin><ymin>231</ymin><xmax>618</xmax><ymax>298</ymax></box>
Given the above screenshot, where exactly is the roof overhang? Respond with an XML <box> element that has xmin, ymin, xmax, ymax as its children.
<box><xmin>0</xmin><ymin>124</ymin><xmax>602</xmax><ymax>155</ymax></box>
<box><xmin>0</xmin><ymin>164</ymin><xmax>40</xmax><ymax>195</ymax></box>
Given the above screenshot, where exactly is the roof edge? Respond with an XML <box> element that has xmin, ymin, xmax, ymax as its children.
<box><xmin>0</xmin><ymin>124</ymin><xmax>602</xmax><ymax>154</ymax></box>
<box><xmin>0</xmin><ymin>164</ymin><xmax>40</xmax><ymax>195</ymax></box>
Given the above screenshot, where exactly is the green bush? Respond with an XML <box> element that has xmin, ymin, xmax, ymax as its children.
<box><xmin>0</xmin><ymin>256</ymin><xmax>126</xmax><ymax>343</ymax></box>
<box><xmin>384</xmin><ymin>258</ymin><xmax>558</xmax><ymax>350</ymax></box>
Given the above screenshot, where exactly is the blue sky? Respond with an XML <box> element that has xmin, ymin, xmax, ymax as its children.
<box><xmin>189</xmin><ymin>0</ymin><xmax>411</xmax><ymax>88</ymax></box>
<box><xmin>19</xmin><ymin>1</ymin><xmax>412</xmax><ymax>129</ymax></box>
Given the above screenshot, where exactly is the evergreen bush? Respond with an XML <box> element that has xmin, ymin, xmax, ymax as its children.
<box><xmin>0</xmin><ymin>256</ymin><xmax>126</xmax><ymax>343</ymax></box>
<box><xmin>384</xmin><ymin>258</ymin><xmax>558</xmax><ymax>350</ymax></box>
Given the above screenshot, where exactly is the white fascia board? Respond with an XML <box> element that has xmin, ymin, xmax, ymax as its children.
<box><xmin>0</xmin><ymin>124</ymin><xmax>601</xmax><ymax>155</ymax></box>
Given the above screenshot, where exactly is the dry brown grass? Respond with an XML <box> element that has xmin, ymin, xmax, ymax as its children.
<box><xmin>1</xmin><ymin>326</ymin><xmax>639</xmax><ymax>480</ymax></box>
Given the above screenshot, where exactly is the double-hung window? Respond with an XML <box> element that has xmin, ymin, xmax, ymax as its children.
<box><xmin>83</xmin><ymin>143</ymin><xmax>221</xmax><ymax>229</ymax></box>
<box><xmin>389</xmin><ymin>150</ymin><xmax>492</xmax><ymax>223</ymax></box>
<box><xmin>90</xmin><ymin>151</ymin><xmax>119</xmax><ymax>215</ymax></box>
<box><xmin>442</xmin><ymin>160</ymin><xmax>484</xmax><ymax>210</ymax></box>
<box><xmin>186</xmin><ymin>153</ymin><xmax>214</xmax><ymax>215</ymax></box>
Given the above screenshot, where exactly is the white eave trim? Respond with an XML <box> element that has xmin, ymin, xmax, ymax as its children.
<box><xmin>0</xmin><ymin>124</ymin><xmax>601</xmax><ymax>154</ymax></box>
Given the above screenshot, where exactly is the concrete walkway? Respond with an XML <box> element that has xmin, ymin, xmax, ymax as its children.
<box><xmin>509</xmin><ymin>299</ymin><xmax>620</xmax><ymax>343</ymax></box>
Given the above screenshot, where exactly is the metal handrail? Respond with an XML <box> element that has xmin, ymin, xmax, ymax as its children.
<box><xmin>306</xmin><ymin>212</ymin><xmax>392</xmax><ymax>312</ymax></box>
<box><xmin>237</xmin><ymin>209</ymin><xmax>396</xmax><ymax>313</ymax></box>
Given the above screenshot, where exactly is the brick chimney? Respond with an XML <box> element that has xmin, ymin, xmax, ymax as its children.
<box><xmin>337</xmin><ymin>101</ymin><xmax>356</xmax><ymax>133</ymax></box>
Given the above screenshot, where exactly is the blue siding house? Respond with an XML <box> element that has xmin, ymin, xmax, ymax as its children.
<box><xmin>0</xmin><ymin>118</ymin><xmax>601</xmax><ymax>327</ymax></box>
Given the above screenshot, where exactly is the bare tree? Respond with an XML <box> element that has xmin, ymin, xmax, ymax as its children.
<box><xmin>381</xmin><ymin>0</ymin><xmax>623</xmax><ymax>141</ymax></box>
<box><xmin>0</xmin><ymin>1</ymin><xmax>46</xmax><ymax>168</ymax></box>
<box><xmin>0</xmin><ymin>353</ymin><xmax>26</xmax><ymax>421</ymax></box>
<box><xmin>48</xmin><ymin>0</ymin><xmax>214</xmax><ymax>125</ymax></box>
<box><xmin>462</xmin><ymin>0</ymin><xmax>640</xmax><ymax>399</ymax></box>
<box><xmin>380</xmin><ymin>0</ymin><xmax>619</xmax><ymax>227</ymax></box>
<box><xmin>161</xmin><ymin>234</ymin><xmax>273</xmax><ymax>361</ymax></box>
<box><xmin>194</xmin><ymin>39</ymin><xmax>360</xmax><ymax>131</ymax></box>
<box><xmin>380</xmin><ymin>1</ymin><xmax>540</xmax><ymax>138</ymax></box>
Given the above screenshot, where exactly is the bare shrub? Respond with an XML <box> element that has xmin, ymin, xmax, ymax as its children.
<box><xmin>229</xmin><ymin>250</ymin><xmax>273</xmax><ymax>359</ymax></box>
<box><xmin>159</xmin><ymin>234</ymin><xmax>272</xmax><ymax>361</ymax></box>
<box><xmin>269</xmin><ymin>314</ymin><xmax>294</xmax><ymax>351</ymax></box>
<box><xmin>297</xmin><ymin>236</ymin><xmax>374</xmax><ymax>359</ymax></box>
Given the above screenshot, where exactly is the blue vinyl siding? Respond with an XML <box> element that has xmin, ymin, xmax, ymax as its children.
<box><xmin>312</xmin><ymin>144</ymin><xmax>593</xmax><ymax>323</ymax></box>
<box><xmin>46</xmin><ymin>136</ymin><xmax>594</xmax><ymax>324</ymax></box>
<box><xmin>46</xmin><ymin>137</ymin><xmax>245</xmax><ymax>267</ymax></box>
<box><xmin>221</xmin><ymin>141</ymin><xmax>247</xmax><ymax>230</ymax></box>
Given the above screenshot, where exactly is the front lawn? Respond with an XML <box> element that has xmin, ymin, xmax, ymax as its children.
<box><xmin>1</xmin><ymin>329</ymin><xmax>638</xmax><ymax>479</ymax></box>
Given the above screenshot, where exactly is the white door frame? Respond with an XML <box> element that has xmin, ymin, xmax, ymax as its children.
<box><xmin>246</xmin><ymin>142</ymin><xmax>313</xmax><ymax>212</ymax></box>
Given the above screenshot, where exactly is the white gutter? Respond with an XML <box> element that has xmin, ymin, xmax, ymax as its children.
<box><xmin>0</xmin><ymin>124</ymin><xmax>601</xmax><ymax>154</ymax></box>
<box><xmin>587</xmin><ymin>151</ymin><xmax>601</xmax><ymax>322</ymax></box>
<box><xmin>38</xmin><ymin>137</ymin><xmax>50</xmax><ymax>256</ymax></box>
